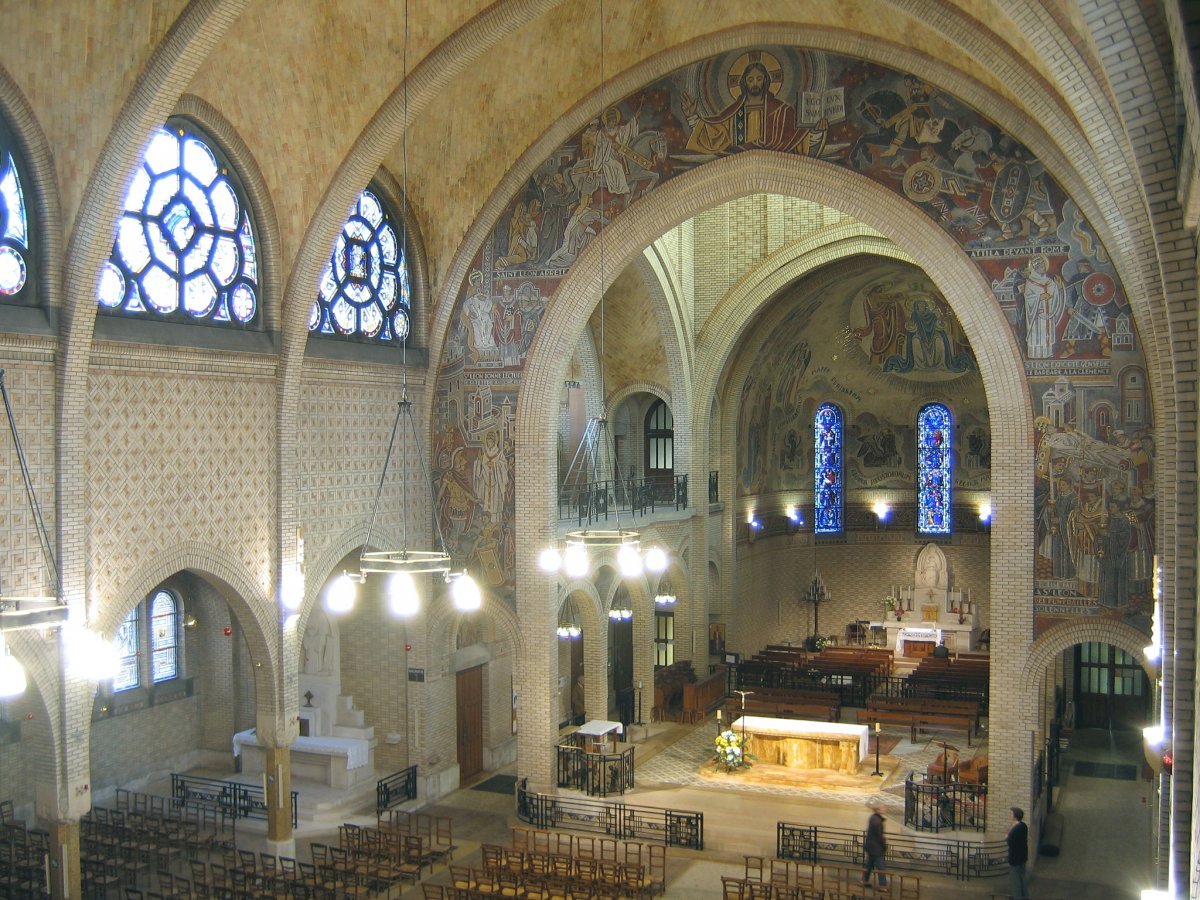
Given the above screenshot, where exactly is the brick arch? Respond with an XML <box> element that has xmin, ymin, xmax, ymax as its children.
<box><xmin>1022</xmin><ymin>618</ymin><xmax>1156</xmax><ymax>694</ymax></box>
<box><xmin>56</xmin><ymin>1</ymin><xmax>253</xmax><ymax>614</ymax></box>
<box><xmin>425</xmin><ymin>588</ymin><xmax>526</xmax><ymax>665</ymax></box>
<box><xmin>514</xmin><ymin>150</ymin><xmax>1035</xmax><ymax>819</ymax></box>
<box><xmin>607</xmin><ymin>382</ymin><xmax>671</xmax><ymax>416</ymax></box>
<box><xmin>107</xmin><ymin>540</ymin><xmax>278</xmax><ymax>689</ymax></box>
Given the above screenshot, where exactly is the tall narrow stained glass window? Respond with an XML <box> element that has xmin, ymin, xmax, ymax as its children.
<box><xmin>150</xmin><ymin>590</ymin><xmax>178</xmax><ymax>682</ymax></box>
<box><xmin>0</xmin><ymin>136</ymin><xmax>29</xmax><ymax>300</ymax></box>
<box><xmin>917</xmin><ymin>403</ymin><xmax>952</xmax><ymax>534</ymax></box>
<box><xmin>113</xmin><ymin>608</ymin><xmax>140</xmax><ymax>692</ymax></box>
<box><xmin>309</xmin><ymin>188</ymin><xmax>410</xmax><ymax>342</ymax></box>
<box><xmin>98</xmin><ymin>123</ymin><xmax>259</xmax><ymax>325</ymax></box>
<box><xmin>814</xmin><ymin>403</ymin><xmax>843</xmax><ymax>534</ymax></box>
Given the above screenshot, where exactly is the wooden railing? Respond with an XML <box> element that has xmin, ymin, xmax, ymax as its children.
<box><xmin>681</xmin><ymin>665</ymin><xmax>726</xmax><ymax>723</ymax></box>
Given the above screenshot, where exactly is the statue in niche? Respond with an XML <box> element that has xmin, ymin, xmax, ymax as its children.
<box><xmin>914</xmin><ymin>543</ymin><xmax>949</xmax><ymax>608</ymax></box>
<box><xmin>302</xmin><ymin>609</ymin><xmax>336</xmax><ymax>676</ymax></box>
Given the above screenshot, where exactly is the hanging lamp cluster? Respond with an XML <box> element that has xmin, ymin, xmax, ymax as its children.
<box><xmin>323</xmin><ymin>0</ymin><xmax>481</xmax><ymax>621</ymax></box>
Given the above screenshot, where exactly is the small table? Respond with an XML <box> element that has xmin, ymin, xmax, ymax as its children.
<box><xmin>574</xmin><ymin>720</ymin><xmax>623</xmax><ymax>754</ymax></box>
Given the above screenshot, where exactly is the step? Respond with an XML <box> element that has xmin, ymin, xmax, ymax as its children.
<box><xmin>332</xmin><ymin>724</ymin><xmax>375</xmax><ymax>741</ymax></box>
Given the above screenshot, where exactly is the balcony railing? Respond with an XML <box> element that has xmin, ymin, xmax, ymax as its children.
<box><xmin>557</xmin><ymin>474</ymin><xmax>688</xmax><ymax>525</ymax></box>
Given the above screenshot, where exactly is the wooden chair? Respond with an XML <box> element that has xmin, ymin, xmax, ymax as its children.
<box><xmin>720</xmin><ymin>876</ymin><xmax>745</xmax><ymax>900</ymax></box>
<box><xmin>646</xmin><ymin>844</ymin><xmax>666</xmax><ymax>896</ymax></box>
<box><xmin>743</xmin><ymin>856</ymin><xmax>765</xmax><ymax>882</ymax></box>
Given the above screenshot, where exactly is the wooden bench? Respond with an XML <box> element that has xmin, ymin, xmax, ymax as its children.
<box><xmin>855</xmin><ymin>709</ymin><xmax>974</xmax><ymax>746</ymax></box>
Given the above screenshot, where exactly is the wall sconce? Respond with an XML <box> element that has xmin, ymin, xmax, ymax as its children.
<box><xmin>786</xmin><ymin>506</ymin><xmax>803</xmax><ymax>534</ymax></box>
<box><xmin>872</xmin><ymin>501</ymin><xmax>890</xmax><ymax>529</ymax></box>
<box><xmin>746</xmin><ymin>513</ymin><xmax>762</xmax><ymax>542</ymax></box>
<box><xmin>608</xmin><ymin>608</ymin><xmax>632</xmax><ymax>621</ymax></box>
<box><xmin>1143</xmin><ymin>723</ymin><xmax>1169</xmax><ymax>774</ymax></box>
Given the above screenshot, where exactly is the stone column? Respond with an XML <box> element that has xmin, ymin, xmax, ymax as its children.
<box><xmin>46</xmin><ymin>819</ymin><xmax>79</xmax><ymax>900</ymax></box>
<box><xmin>264</xmin><ymin>746</ymin><xmax>295</xmax><ymax>857</ymax></box>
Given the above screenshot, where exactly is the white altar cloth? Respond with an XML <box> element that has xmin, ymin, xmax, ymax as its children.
<box><xmin>232</xmin><ymin>729</ymin><xmax>370</xmax><ymax>770</ymax></box>
<box><xmin>731</xmin><ymin>716</ymin><xmax>869</xmax><ymax>761</ymax></box>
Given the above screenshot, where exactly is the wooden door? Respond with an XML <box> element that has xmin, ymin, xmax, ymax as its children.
<box><xmin>456</xmin><ymin>665</ymin><xmax>484</xmax><ymax>779</ymax></box>
<box><xmin>609</xmin><ymin>617</ymin><xmax>634</xmax><ymax>725</ymax></box>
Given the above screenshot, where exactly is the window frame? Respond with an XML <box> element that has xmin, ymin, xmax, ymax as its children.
<box><xmin>97</xmin><ymin>117</ymin><xmax>261</xmax><ymax>330</ymax></box>
<box><xmin>813</xmin><ymin>402</ymin><xmax>844</xmax><ymax>535</ymax></box>
<box><xmin>308</xmin><ymin>184</ymin><xmax>413</xmax><ymax>346</ymax></box>
<box><xmin>916</xmin><ymin>402</ymin><xmax>953</xmax><ymax>536</ymax></box>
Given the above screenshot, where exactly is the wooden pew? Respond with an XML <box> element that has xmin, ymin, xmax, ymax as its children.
<box><xmin>681</xmin><ymin>666</ymin><xmax>726</xmax><ymax>723</ymax></box>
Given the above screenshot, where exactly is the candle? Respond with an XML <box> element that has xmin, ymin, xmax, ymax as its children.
<box><xmin>717</xmin><ymin>709</ymin><xmax>722</xmax><ymax>722</ymax></box>
<box><xmin>875</xmin><ymin>722</ymin><xmax>881</xmax><ymax>734</ymax></box>
<box><xmin>638</xmin><ymin>681</ymin><xmax>643</xmax><ymax>690</ymax></box>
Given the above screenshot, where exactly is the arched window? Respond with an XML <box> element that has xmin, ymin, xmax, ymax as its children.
<box><xmin>814</xmin><ymin>403</ymin><xmax>843</xmax><ymax>534</ymax></box>
<box><xmin>309</xmin><ymin>188</ymin><xmax>410</xmax><ymax>342</ymax></box>
<box><xmin>0</xmin><ymin>116</ymin><xmax>32</xmax><ymax>303</ymax></box>
<box><xmin>98</xmin><ymin>122</ymin><xmax>259</xmax><ymax>326</ymax></box>
<box><xmin>150</xmin><ymin>590</ymin><xmax>179</xmax><ymax>682</ymax></box>
<box><xmin>644</xmin><ymin>400</ymin><xmax>674</xmax><ymax>501</ymax></box>
<box><xmin>113</xmin><ymin>607</ymin><xmax>140</xmax><ymax>692</ymax></box>
<box><xmin>917</xmin><ymin>403</ymin><xmax>952</xmax><ymax>535</ymax></box>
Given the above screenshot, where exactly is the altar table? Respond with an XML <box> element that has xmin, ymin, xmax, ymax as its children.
<box><xmin>731</xmin><ymin>716</ymin><xmax>869</xmax><ymax>775</ymax></box>
<box><xmin>233</xmin><ymin>729</ymin><xmax>374</xmax><ymax>788</ymax></box>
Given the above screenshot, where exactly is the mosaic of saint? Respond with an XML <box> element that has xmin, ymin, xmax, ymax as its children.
<box><xmin>433</xmin><ymin>46</ymin><xmax>1153</xmax><ymax>636</ymax></box>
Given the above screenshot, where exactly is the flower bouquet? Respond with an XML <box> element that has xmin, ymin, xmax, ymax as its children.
<box><xmin>714</xmin><ymin>729</ymin><xmax>753</xmax><ymax>772</ymax></box>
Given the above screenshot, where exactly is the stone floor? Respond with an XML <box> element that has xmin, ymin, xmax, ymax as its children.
<box><xmin>173</xmin><ymin>723</ymin><xmax>1152</xmax><ymax>899</ymax></box>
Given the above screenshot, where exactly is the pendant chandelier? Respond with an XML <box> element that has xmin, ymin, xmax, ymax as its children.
<box><xmin>537</xmin><ymin>0</ymin><xmax>667</xmax><ymax>582</ymax></box>
<box><xmin>325</xmin><ymin>0</ymin><xmax>480</xmax><ymax>619</ymax></box>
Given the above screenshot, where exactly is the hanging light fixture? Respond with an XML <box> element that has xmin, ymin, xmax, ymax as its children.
<box><xmin>538</xmin><ymin>0</ymin><xmax>670</xmax><ymax>582</ymax></box>
<box><xmin>556</xmin><ymin>597</ymin><xmax>581</xmax><ymax>639</ymax></box>
<box><xmin>654</xmin><ymin>575</ymin><xmax>676</xmax><ymax>607</ymax></box>
<box><xmin>326</xmin><ymin>0</ymin><xmax>481</xmax><ymax>619</ymax></box>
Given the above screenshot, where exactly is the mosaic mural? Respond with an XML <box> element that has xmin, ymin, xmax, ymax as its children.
<box><xmin>432</xmin><ymin>46</ymin><xmax>1154</xmax><ymax>636</ymax></box>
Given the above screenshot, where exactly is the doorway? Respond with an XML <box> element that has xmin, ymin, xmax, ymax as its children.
<box><xmin>456</xmin><ymin>665</ymin><xmax>484</xmax><ymax>779</ymax></box>
<box><xmin>1074</xmin><ymin>643</ymin><xmax>1149</xmax><ymax>731</ymax></box>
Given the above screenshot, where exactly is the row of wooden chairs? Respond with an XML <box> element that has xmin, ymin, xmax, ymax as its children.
<box><xmin>339</xmin><ymin>820</ymin><xmax>453</xmax><ymax>872</ymax></box>
<box><xmin>510</xmin><ymin>828</ymin><xmax>656</xmax><ymax>866</ymax></box>
<box><xmin>449</xmin><ymin>863</ymin><xmax>653</xmax><ymax>899</ymax></box>
<box><xmin>738</xmin><ymin>859</ymin><xmax>921</xmax><ymax>899</ymax></box>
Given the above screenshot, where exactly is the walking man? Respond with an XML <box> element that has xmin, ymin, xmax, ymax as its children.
<box><xmin>1007</xmin><ymin>806</ymin><xmax>1030</xmax><ymax>899</ymax></box>
<box><xmin>862</xmin><ymin>801</ymin><xmax>888</xmax><ymax>890</ymax></box>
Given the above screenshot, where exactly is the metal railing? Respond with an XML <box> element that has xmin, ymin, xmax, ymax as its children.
<box><xmin>517</xmin><ymin>777</ymin><xmax>703</xmax><ymax>849</ymax></box>
<box><xmin>170</xmin><ymin>773</ymin><xmax>298</xmax><ymax>828</ymax></box>
<box><xmin>556</xmin><ymin>745</ymin><xmax>635</xmax><ymax>797</ymax></box>
<box><xmin>776</xmin><ymin>821</ymin><xmax>1008</xmax><ymax>882</ymax></box>
<box><xmin>903</xmin><ymin>775</ymin><xmax>988</xmax><ymax>833</ymax></box>
<box><xmin>557</xmin><ymin>474</ymin><xmax>688</xmax><ymax>525</ymax></box>
<box><xmin>377</xmin><ymin>765</ymin><xmax>419</xmax><ymax>812</ymax></box>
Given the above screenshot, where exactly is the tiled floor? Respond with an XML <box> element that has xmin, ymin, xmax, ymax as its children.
<box><xmin>173</xmin><ymin>723</ymin><xmax>1153</xmax><ymax>899</ymax></box>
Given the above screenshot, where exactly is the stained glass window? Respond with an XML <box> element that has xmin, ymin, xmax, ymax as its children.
<box><xmin>113</xmin><ymin>607</ymin><xmax>140</xmax><ymax>692</ymax></box>
<box><xmin>98</xmin><ymin>123</ymin><xmax>259</xmax><ymax>325</ymax></box>
<box><xmin>814</xmin><ymin>403</ymin><xmax>843</xmax><ymax>534</ymax></box>
<box><xmin>917</xmin><ymin>403</ymin><xmax>952</xmax><ymax>534</ymax></box>
<box><xmin>309</xmin><ymin>188</ymin><xmax>410</xmax><ymax>342</ymax></box>
<box><xmin>150</xmin><ymin>590</ymin><xmax>178</xmax><ymax>683</ymax></box>
<box><xmin>0</xmin><ymin>123</ymin><xmax>30</xmax><ymax>300</ymax></box>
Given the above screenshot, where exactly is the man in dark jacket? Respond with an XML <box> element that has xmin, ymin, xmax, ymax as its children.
<box><xmin>1007</xmin><ymin>806</ymin><xmax>1029</xmax><ymax>899</ymax></box>
<box><xmin>862</xmin><ymin>802</ymin><xmax>888</xmax><ymax>889</ymax></box>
